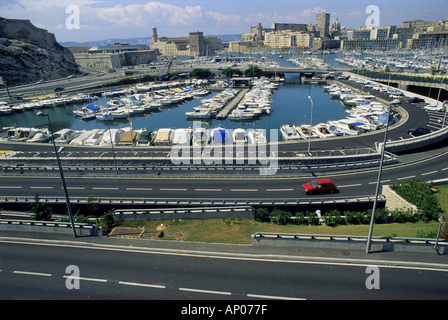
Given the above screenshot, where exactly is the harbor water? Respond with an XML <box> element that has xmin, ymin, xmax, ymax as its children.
<box><xmin>0</xmin><ymin>54</ymin><xmax>353</xmax><ymax>141</ymax></box>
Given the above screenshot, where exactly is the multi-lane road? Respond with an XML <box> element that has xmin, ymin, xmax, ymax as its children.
<box><xmin>1</xmin><ymin>237</ymin><xmax>447</xmax><ymax>300</ymax></box>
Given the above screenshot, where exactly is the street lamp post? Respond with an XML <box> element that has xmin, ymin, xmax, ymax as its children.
<box><xmin>366</xmin><ymin>106</ymin><xmax>392</xmax><ymax>253</ymax></box>
<box><xmin>37</xmin><ymin>112</ymin><xmax>77</xmax><ymax>237</ymax></box>
<box><xmin>308</xmin><ymin>96</ymin><xmax>314</xmax><ymax>154</ymax></box>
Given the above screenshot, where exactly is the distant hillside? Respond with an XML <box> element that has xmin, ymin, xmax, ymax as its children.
<box><xmin>60</xmin><ymin>34</ymin><xmax>242</xmax><ymax>47</ymax></box>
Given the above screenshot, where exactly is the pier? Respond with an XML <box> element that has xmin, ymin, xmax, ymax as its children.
<box><xmin>215</xmin><ymin>88</ymin><xmax>249</xmax><ymax>119</ymax></box>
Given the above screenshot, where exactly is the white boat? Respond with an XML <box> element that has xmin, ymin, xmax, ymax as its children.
<box><xmin>327</xmin><ymin>120</ymin><xmax>365</xmax><ymax>135</ymax></box>
<box><xmin>11</xmin><ymin>105</ymin><xmax>24</xmax><ymax>112</ymax></box>
<box><xmin>96</xmin><ymin>112</ymin><xmax>114</xmax><ymax>121</ymax></box>
<box><xmin>326</xmin><ymin>124</ymin><xmax>345</xmax><ymax>136</ymax></box>
<box><xmin>247</xmin><ymin>129</ymin><xmax>267</xmax><ymax>144</ymax></box>
<box><xmin>233</xmin><ymin>128</ymin><xmax>247</xmax><ymax>144</ymax></box>
<box><xmin>84</xmin><ymin>129</ymin><xmax>106</xmax><ymax>146</ymax></box>
<box><xmin>280</xmin><ymin>124</ymin><xmax>302</xmax><ymax>140</ymax></box>
<box><xmin>26</xmin><ymin>131</ymin><xmax>52</xmax><ymax>143</ymax></box>
<box><xmin>53</xmin><ymin>129</ymin><xmax>82</xmax><ymax>144</ymax></box>
<box><xmin>99</xmin><ymin>128</ymin><xmax>128</xmax><ymax>146</ymax></box>
<box><xmin>296</xmin><ymin>124</ymin><xmax>319</xmax><ymax>139</ymax></box>
<box><xmin>192</xmin><ymin>128</ymin><xmax>210</xmax><ymax>147</ymax></box>
<box><xmin>69</xmin><ymin>130</ymin><xmax>95</xmax><ymax>146</ymax></box>
<box><xmin>172</xmin><ymin>128</ymin><xmax>193</xmax><ymax>145</ymax></box>
<box><xmin>228</xmin><ymin>110</ymin><xmax>257</xmax><ymax>120</ymax></box>
<box><xmin>153</xmin><ymin>128</ymin><xmax>174</xmax><ymax>146</ymax></box>
<box><xmin>0</xmin><ymin>105</ymin><xmax>13</xmax><ymax>115</ymax></box>
<box><xmin>136</xmin><ymin>130</ymin><xmax>154</xmax><ymax>147</ymax></box>
<box><xmin>313</xmin><ymin>123</ymin><xmax>336</xmax><ymax>138</ymax></box>
<box><xmin>52</xmin><ymin>98</ymin><xmax>65</xmax><ymax>106</ymax></box>
<box><xmin>185</xmin><ymin>108</ymin><xmax>213</xmax><ymax>119</ymax></box>
<box><xmin>1</xmin><ymin>127</ymin><xmax>45</xmax><ymax>142</ymax></box>
<box><xmin>41</xmin><ymin>100</ymin><xmax>54</xmax><ymax>108</ymax></box>
<box><xmin>107</xmin><ymin>100</ymin><xmax>124</xmax><ymax>107</ymax></box>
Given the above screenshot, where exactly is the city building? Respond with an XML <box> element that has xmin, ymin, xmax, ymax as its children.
<box><xmin>264</xmin><ymin>30</ymin><xmax>313</xmax><ymax>49</ymax></box>
<box><xmin>316</xmin><ymin>13</ymin><xmax>330</xmax><ymax>38</ymax></box>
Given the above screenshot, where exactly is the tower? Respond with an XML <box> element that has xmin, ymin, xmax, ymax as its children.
<box><xmin>189</xmin><ymin>30</ymin><xmax>204</xmax><ymax>56</ymax></box>
<box><xmin>152</xmin><ymin>27</ymin><xmax>158</xmax><ymax>43</ymax></box>
<box><xmin>316</xmin><ymin>13</ymin><xmax>330</xmax><ymax>38</ymax></box>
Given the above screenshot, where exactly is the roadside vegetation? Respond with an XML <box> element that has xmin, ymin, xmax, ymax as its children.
<box><xmin>25</xmin><ymin>181</ymin><xmax>448</xmax><ymax>244</ymax></box>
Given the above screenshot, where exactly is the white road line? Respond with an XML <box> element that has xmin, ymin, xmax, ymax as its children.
<box><xmin>62</xmin><ymin>275</ymin><xmax>107</xmax><ymax>283</ymax></box>
<box><xmin>126</xmin><ymin>188</ymin><xmax>153</xmax><ymax>191</ymax></box>
<box><xmin>397</xmin><ymin>175</ymin><xmax>416</xmax><ymax>181</ymax></box>
<box><xmin>247</xmin><ymin>293</ymin><xmax>305</xmax><ymax>300</ymax></box>
<box><xmin>421</xmin><ymin>171</ymin><xmax>438</xmax><ymax>176</ymax></box>
<box><xmin>159</xmin><ymin>188</ymin><xmax>187</xmax><ymax>191</ymax></box>
<box><xmin>13</xmin><ymin>271</ymin><xmax>52</xmax><ymax>277</ymax></box>
<box><xmin>338</xmin><ymin>184</ymin><xmax>362</xmax><ymax>188</ymax></box>
<box><xmin>369</xmin><ymin>180</ymin><xmax>391</xmax><ymax>185</ymax></box>
<box><xmin>442</xmin><ymin>167</ymin><xmax>448</xmax><ymax>171</ymax></box>
<box><xmin>66</xmin><ymin>187</ymin><xmax>85</xmax><ymax>190</ymax></box>
<box><xmin>119</xmin><ymin>281</ymin><xmax>165</xmax><ymax>289</ymax></box>
<box><xmin>30</xmin><ymin>187</ymin><xmax>53</xmax><ymax>189</ymax></box>
<box><xmin>179</xmin><ymin>287</ymin><xmax>232</xmax><ymax>296</ymax></box>
<box><xmin>92</xmin><ymin>187</ymin><xmax>119</xmax><ymax>190</ymax></box>
<box><xmin>231</xmin><ymin>189</ymin><xmax>258</xmax><ymax>192</ymax></box>
<box><xmin>266</xmin><ymin>189</ymin><xmax>294</xmax><ymax>192</ymax></box>
<box><xmin>0</xmin><ymin>186</ymin><xmax>22</xmax><ymax>189</ymax></box>
<box><xmin>195</xmin><ymin>189</ymin><xmax>222</xmax><ymax>192</ymax></box>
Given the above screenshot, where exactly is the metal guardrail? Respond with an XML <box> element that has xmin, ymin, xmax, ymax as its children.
<box><xmin>252</xmin><ymin>232</ymin><xmax>448</xmax><ymax>245</ymax></box>
<box><xmin>0</xmin><ymin>195</ymin><xmax>385</xmax><ymax>206</ymax></box>
<box><xmin>0</xmin><ymin>219</ymin><xmax>102</xmax><ymax>236</ymax></box>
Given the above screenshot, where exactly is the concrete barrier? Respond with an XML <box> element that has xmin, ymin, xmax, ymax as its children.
<box><xmin>251</xmin><ymin>232</ymin><xmax>448</xmax><ymax>254</ymax></box>
<box><xmin>114</xmin><ymin>206</ymin><xmax>254</xmax><ymax>222</ymax></box>
<box><xmin>0</xmin><ymin>220</ymin><xmax>102</xmax><ymax>236</ymax></box>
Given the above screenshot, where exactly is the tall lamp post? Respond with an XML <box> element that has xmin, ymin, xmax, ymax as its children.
<box><xmin>307</xmin><ymin>95</ymin><xmax>314</xmax><ymax>154</ymax></box>
<box><xmin>366</xmin><ymin>106</ymin><xmax>392</xmax><ymax>253</ymax></box>
<box><xmin>37</xmin><ymin>112</ymin><xmax>77</xmax><ymax>237</ymax></box>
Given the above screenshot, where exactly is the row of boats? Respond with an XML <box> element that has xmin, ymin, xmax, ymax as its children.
<box><xmin>185</xmin><ymin>79</ymin><xmax>278</xmax><ymax>121</ymax></box>
<box><xmin>0</xmin><ymin>125</ymin><xmax>268</xmax><ymax>147</ymax></box>
<box><xmin>279</xmin><ymin>83</ymin><xmax>397</xmax><ymax>141</ymax></box>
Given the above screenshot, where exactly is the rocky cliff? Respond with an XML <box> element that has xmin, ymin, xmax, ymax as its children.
<box><xmin>0</xmin><ymin>17</ymin><xmax>80</xmax><ymax>86</ymax></box>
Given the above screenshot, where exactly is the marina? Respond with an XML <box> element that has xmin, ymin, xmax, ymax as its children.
<box><xmin>0</xmin><ymin>54</ymin><xmax>402</xmax><ymax>146</ymax></box>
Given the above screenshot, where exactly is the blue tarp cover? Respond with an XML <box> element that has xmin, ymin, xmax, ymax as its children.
<box><xmin>86</xmin><ymin>104</ymin><xmax>99</xmax><ymax>111</ymax></box>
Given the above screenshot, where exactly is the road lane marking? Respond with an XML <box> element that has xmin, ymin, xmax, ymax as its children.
<box><xmin>231</xmin><ymin>189</ymin><xmax>258</xmax><ymax>192</ymax></box>
<box><xmin>338</xmin><ymin>184</ymin><xmax>362</xmax><ymax>188</ymax></box>
<box><xmin>442</xmin><ymin>167</ymin><xmax>448</xmax><ymax>171</ymax></box>
<box><xmin>13</xmin><ymin>271</ymin><xmax>52</xmax><ymax>277</ymax></box>
<box><xmin>369</xmin><ymin>180</ymin><xmax>391</xmax><ymax>185</ymax></box>
<box><xmin>179</xmin><ymin>287</ymin><xmax>232</xmax><ymax>296</ymax></box>
<box><xmin>92</xmin><ymin>187</ymin><xmax>119</xmax><ymax>190</ymax></box>
<box><xmin>126</xmin><ymin>188</ymin><xmax>153</xmax><ymax>191</ymax></box>
<box><xmin>119</xmin><ymin>281</ymin><xmax>165</xmax><ymax>289</ymax></box>
<box><xmin>421</xmin><ymin>171</ymin><xmax>438</xmax><ymax>176</ymax></box>
<box><xmin>30</xmin><ymin>186</ymin><xmax>53</xmax><ymax>189</ymax></box>
<box><xmin>247</xmin><ymin>293</ymin><xmax>305</xmax><ymax>300</ymax></box>
<box><xmin>159</xmin><ymin>188</ymin><xmax>187</xmax><ymax>191</ymax></box>
<box><xmin>195</xmin><ymin>189</ymin><xmax>222</xmax><ymax>192</ymax></box>
<box><xmin>266</xmin><ymin>189</ymin><xmax>294</xmax><ymax>192</ymax></box>
<box><xmin>397</xmin><ymin>175</ymin><xmax>416</xmax><ymax>181</ymax></box>
<box><xmin>63</xmin><ymin>275</ymin><xmax>107</xmax><ymax>283</ymax></box>
<box><xmin>0</xmin><ymin>186</ymin><xmax>22</xmax><ymax>189</ymax></box>
<box><xmin>66</xmin><ymin>187</ymin><xmax>85</xmax><ymax>190</ymax></box>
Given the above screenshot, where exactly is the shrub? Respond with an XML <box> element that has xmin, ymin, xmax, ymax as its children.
<box><xmin>28</xmin><ymin>193</ymin><xmax>53</xmax><ymax>221</ymax></box>
<box><xmin>306</xmin><ymin>211</ymin><xmax>320</xmax><ymax>226</ymax></box>
<box><xmin>293</xmin><ymin>212</ymin><xmax>307</xmax><ymax>225</ymax></box>
<box><xmin>255</xmin><ymin>207</ymin><xmax>269</xmax><ymax>222</ymax></box>
<box><xmin>269</xmin><ymin>207</ymin><xmax>290</xmax><ymax>225</ymax></box>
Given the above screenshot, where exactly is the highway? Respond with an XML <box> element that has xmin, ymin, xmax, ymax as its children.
<box><xmin>1</xmin><ymin>237</ymin><xmax>447</xmax><ymax>300</ymax></box>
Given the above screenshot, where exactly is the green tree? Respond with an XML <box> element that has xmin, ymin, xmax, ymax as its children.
<box><xmin>191</xmin><ymin>68</ymin><xmax>214</xmax><ymax>79</ymax></box>
<box><xmin>28</xmin><ymin>193</ymin><xmax>53</xmax><ymax>221</ymax></box>
<box><xmin>245</xmin><ymin>66</ymin><xmax>265</xmax><ymax>78</ymax></box>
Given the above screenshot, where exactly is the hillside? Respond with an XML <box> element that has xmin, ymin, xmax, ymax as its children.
<box><xmin>0</xmin><ymin>17</ymin><xmax>79</xmax><ymax>86</ymax></box>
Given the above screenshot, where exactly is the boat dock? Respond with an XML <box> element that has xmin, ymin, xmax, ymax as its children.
<box><xmin>215</xmin><ymin>88</ymin><xmax>249</xmax><ymax>120</ymax></box>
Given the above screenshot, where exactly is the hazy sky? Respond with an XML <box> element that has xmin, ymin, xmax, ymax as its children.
<box><xmin>1</xmin><ymin>0</ymin><xmax>448</xmax><ymax>42</ymax></box>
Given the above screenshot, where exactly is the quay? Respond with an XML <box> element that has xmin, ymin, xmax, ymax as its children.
<box><xmin>215</xmin><ymin>88</ymin><xmax>249</xmax><ymax>119</ymax></box>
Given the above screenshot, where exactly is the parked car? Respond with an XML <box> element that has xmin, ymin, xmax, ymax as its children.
<box><xmin>302</xmin><ymin>179</ymin><xmax>337</xmax><ymax>195</ymax></box>
<box><xmin>36</xmin><ymin>80</ymin><xmax>45</xmax><ymax>84</ymax></box>
<box><xmin>407</xmin><ymin>127</ymin><xmax>431</xmax><ymax>136</ymax></box>
<box><xmin>424</xmin><ymin>105</ymin><xmax>445</xmax><ymax>112</ymax></box>
<box><xmin>408</xmin><ymin>97</ymin><xmax>425</xmax><ymax>103</ymax></box>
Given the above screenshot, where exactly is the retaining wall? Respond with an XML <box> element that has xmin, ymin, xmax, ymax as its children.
<box><xmin>382</xmin><ymin>185</ymin><xmax>418</xmax><ymax>213</ymax></box>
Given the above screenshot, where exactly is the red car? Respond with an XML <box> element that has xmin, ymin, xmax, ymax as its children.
<box><xmin>302</xmin><ymin>179</ymin><xmax>337</xmax><ymax>195</ymax></box>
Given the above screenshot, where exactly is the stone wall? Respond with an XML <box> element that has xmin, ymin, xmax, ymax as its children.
<box><xmin>382</xmin><ymin>185</ymin><xmax>418</xmax><ymax>212</ymax></box>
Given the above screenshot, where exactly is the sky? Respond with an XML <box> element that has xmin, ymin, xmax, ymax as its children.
<box><xmin>1</xmin><ymin>0</ymin><xmax>448</xmax><ymax>43</ymax></box>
